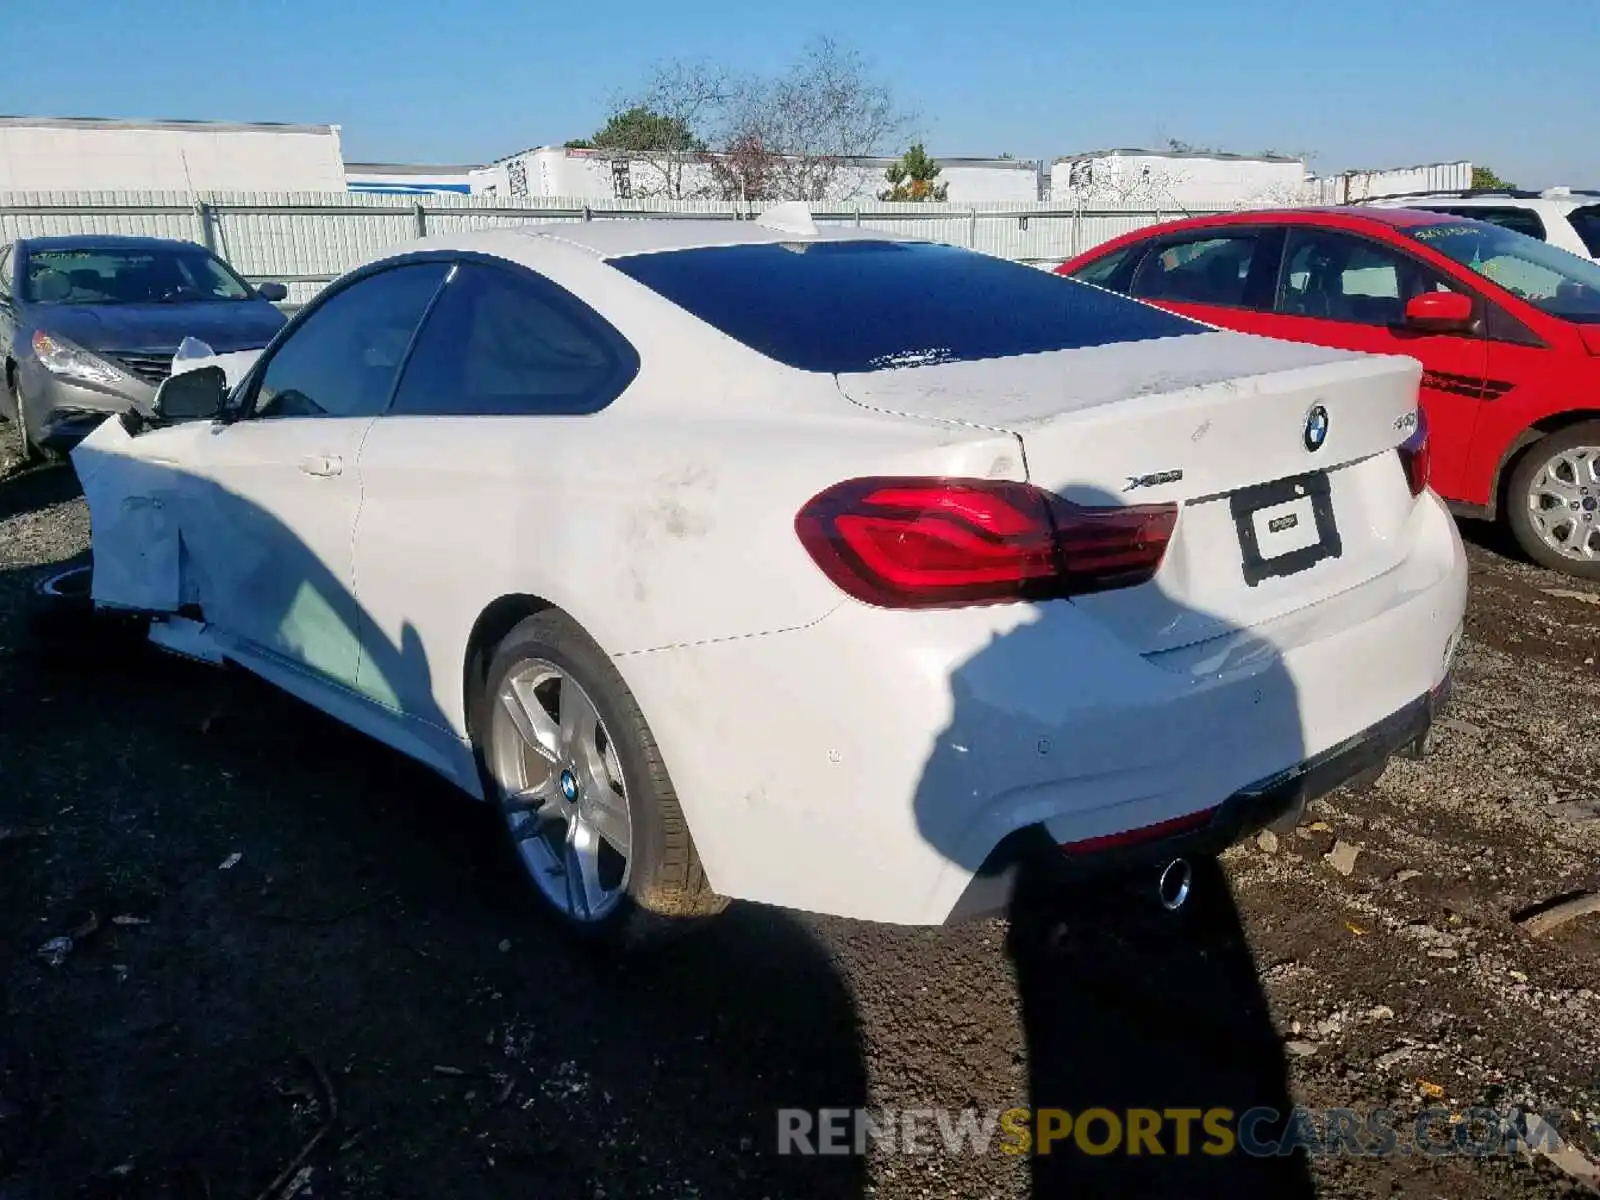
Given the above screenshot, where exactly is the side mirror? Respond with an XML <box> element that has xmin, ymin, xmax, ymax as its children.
<box><xmin>152</xmin><ymin>364</ymin><xmax>228</xmax><ymax>423</ymax></box>
<box><xmin>1402</xmin><ymin>291</ymin><xmax>1474</xmax><ymax>333</ymax></box>
<box><xmin>255</xmin><ymin>281</ymin><xmax>289</xmax><ymax>302</ymax></box>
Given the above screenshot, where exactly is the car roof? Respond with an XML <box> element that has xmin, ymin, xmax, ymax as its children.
<box><xmin>1125</xmin><ymin>206</ymin><xmax>1473</xmax><ymax>235</ymax></box>
<box><xmin>426</xmin><ymin>219</ymin><xmax>921</xmax><ymax>262</ymax></box>
<box><xmin>17</xmin><ymin>233</ymin><xmax>207</xmax><ymax>252</ymax></box>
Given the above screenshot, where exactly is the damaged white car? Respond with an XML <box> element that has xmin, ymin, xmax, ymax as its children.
<box><xmin>53</xmin><ymin>209</ymin><xmax>1467</xmax><ymax>944</ymax></box>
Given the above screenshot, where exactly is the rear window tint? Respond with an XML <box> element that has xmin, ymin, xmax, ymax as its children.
<box><xmin>607</xmin><ymin>240</ymin><xmax>1203</xmax><ymax>373</ymax></box>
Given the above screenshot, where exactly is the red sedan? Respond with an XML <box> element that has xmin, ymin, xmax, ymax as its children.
<box><xmin>1056</xmin><ymin>207</ymin><xmax>1600</xmax><ymax>578</ymax></box>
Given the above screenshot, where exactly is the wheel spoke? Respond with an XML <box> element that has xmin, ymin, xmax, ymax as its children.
<box><xmin>501</xmin><ymin>677</ymin><xmax>560</xmax><ymax>761</ymax></box>
<box><xmin>1578</xmin><ymin>452</ymin><xmax>1600</xmax><ymax>489</ymax></box>
<box><xmin>585</xmin><ymin>790</ymin><xmax>632</xmax><ymax>858</ymax></box>
<box><xmin>558</xmin><ymin>676</ymin><xmax>601</xmax><ymax>755</ymax></box>
<box><xmin>566</xmin><ymin>819</ymin><xmax>608</xmax><ymax>919</ymax></box>
<box><xmin>1532</xmin><ymin>477</ymin><xmax>1581</xmax><ymax>508</ymax></box>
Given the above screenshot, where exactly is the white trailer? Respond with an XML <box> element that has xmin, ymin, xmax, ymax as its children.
<box><xmin>0</xmin><ymin>116</ymin><xmax>347</xmax><ymax>193</ymax></box>
<box><xmin>1050</xmin><ymin>149</ymin><xmax>1308</xmax><ymax>209</ymax></box>
<box><xmin>471</xmin><ymin>146</ymin><xmax>1042</xmax><ymax>204</ymax></box>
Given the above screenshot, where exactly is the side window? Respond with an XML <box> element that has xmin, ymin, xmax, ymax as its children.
<box><xmin>1130</xmin><ymin>235</ymin><xmax>1258</xmax><ymax>307</ymax></box>
<box><xmin>0</xmin><ymin>245</ymin><xmax>12</xmax><ymax>297</ymax></box>
<box><xmin>390</xmin><ymin>261</ymin><xmax>639</xmax><ymax>416</ymax></box>
<box><xmin>1276</xmin><ymin>230</ymin><xmax>1458</xmax><ymax>326</ymax></box>
<box><xmin>250</xmin><ymin>262</ymin><xmax>449</xmax><ymax>420</ymax></box>
<box><xmin>1069</xmin><ymin>243</ymin><xmax>1141</xmax><ymax>294</ymax></box>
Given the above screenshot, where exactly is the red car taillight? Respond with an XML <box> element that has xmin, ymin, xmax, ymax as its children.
<box><xmin>1398</xmin><ymin>409</ymin><xmax>1431</xmax><ymax>497</ymax></box>
<box><xmin>794</xmin><ymin>477</ymin><xmax>1177</xmax><ymax>608</ymax></box>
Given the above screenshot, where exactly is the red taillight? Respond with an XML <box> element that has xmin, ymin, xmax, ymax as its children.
<box><xmin>794</xmin><ymin>477</ymin><xmax>1177</xmax><ymax>608</ymax></box>
<box><xmin>1398</xmin><ymin>408</ymin><xmax>1431</xmax><ymax>497</ymax></box>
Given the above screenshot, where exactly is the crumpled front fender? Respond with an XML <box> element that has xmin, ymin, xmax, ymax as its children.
<box><xmin>70</xmin><ymin>417</ymin><xmax>206</xmax><ymax>615</ymax></box>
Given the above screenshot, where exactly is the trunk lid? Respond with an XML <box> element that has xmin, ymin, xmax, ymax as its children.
<box><xmin>834</xmin><ymin>329</ymin><xmax>1425</xmax><ymax>654</ymax></box>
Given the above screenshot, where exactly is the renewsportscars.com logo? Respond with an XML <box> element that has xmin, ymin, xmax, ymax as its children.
<box><xmin>776</xmin><ymin>1105</ymin><xmax>1577</xmax><ymax>1159</ymax></box>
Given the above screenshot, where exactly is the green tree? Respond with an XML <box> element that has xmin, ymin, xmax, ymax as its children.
<box><xmin>577</xmin><ymin>101</ymin><xmax>712</xmax><ymax>199</ymax></box>
<box><xmin>1471</xmin><ymin>165</ymin><xmax>1518</xmax><ymax>191</ymax></box>
<box><xmin>879</xmin><ymin>142</ymin><xmax>948</xmax><ymax>202</ymax></box>
<box><xmin>587</xmin><ymin>106</ymin><xmax>704</xmax><ymax>155</ymax></box>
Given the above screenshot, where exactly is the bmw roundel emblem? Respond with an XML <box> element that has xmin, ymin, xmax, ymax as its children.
<box><xmin>559</xmin><ymin>769</ymin><xmax>579</xmax><ymax>802</ymax></box>
<box><xmin>1303</xmin><ymin>404</ymin><xmax>1330</xmax><ymax>453</ymax></box>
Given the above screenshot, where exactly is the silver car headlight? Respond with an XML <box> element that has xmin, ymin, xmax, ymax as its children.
<box><xmin>32</xmin><ymin>330</ymin><xmax>126</xmax><ymax>389</ymax></box>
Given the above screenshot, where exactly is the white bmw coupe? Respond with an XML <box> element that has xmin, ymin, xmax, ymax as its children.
<box><xmin>61</xmin><ymin>206</ymin><xmax>1467</xmax><ymax>943</ymax></box>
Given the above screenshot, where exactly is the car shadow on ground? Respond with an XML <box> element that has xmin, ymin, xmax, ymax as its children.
<box><xmin>0</xmin><ymin>458</ymin><xmax>83</xmax><ymax>523</ymax></box>
<box><xmin>1453</xmin><ymin>512</ymin><xmax>1530</xmax><ymax>567</ymax></box>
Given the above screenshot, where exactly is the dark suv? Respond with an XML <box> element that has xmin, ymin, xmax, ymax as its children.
<box><xmin>0</xmin><ymin>234</ymin><xmax>289</xmax><ymax>463</ymax></box>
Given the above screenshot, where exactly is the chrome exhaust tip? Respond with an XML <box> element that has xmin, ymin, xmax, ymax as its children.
<box><xmin>1158</xmin><ymin>858</ymin><xmax>1193</xmax><ymax>912</ymax></box>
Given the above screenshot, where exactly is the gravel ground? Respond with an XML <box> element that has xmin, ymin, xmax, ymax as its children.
<box><xmin>1</xmin><ymin>445</ymin><xmax>1597</xmax><ymax>1200</ymax></box>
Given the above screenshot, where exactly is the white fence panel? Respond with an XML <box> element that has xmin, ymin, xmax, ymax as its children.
<box><xmin>0</xmin><ymin>191</ymin><xmax>1231</xmax><ymax>300</ymax></box>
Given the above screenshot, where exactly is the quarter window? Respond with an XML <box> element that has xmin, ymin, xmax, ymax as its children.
<box><xmin>1130</xmin><ymin>235</ymin><xmax>1259</xmax><ymax>307</ymax></box>
<box><xmin>249</xmin><ymin>262</ymin><xmax>449</xmax><ymax>420</ymax></box>
<box><xmin>1276</xmin><ymin>230</ymin><xmax>1458</xmax><ymax>326</ymax></box>
<box><xmin>390</xmin><ymin>261</ymin><xmax>639</xmax><ymax>416</ymax></box>
<box><xmin>1070</xmin><ymin>243</ymin><xmax>1141</xmax><ymax>293</ymax></box>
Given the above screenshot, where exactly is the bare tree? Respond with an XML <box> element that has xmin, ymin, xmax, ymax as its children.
<box><xmin>583</xmin><ymin>37</ymin><xmax>909</xmax><ymax>203</ymax></box>
<box><xmin>726</xmin><ymin>37</ymin><xmax>909</xmax><ymax>201</ymax></box>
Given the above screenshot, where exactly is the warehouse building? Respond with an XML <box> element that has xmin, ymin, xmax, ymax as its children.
<box><xmin>0</xmin><ymin>115</ymin><xmax>347</xmax><ymax>192</ymax></box>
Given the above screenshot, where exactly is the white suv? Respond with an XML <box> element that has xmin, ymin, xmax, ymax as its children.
<box><xmin>1361</xmin><ymin>188</ymin><xmax>1600</xmax><ymax>262</ymax></box>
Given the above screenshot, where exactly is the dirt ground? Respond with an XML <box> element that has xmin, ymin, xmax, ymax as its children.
<box><xmin>1</xmin><ymin>447</ymin><xmax>1597</xmax><ymax>1200</ymax></box>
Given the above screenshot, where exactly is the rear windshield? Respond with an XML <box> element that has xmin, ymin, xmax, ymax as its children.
<box><xmin>607</xmin><ymin>240</ymin><xmax>1204</xmax><ymax>373</ymax></box>
<box><xmin>1569</xmin><ymin>206</ymin><xmax>1600</xmax><ymax>258</ymax></box>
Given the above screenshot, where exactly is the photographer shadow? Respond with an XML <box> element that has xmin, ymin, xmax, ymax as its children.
<box><xmin>912</xmin><ymin>481</ymin><xmax>1319</xmax><ymax>1198</ymax></box>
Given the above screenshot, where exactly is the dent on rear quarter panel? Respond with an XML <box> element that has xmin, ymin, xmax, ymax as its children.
<box><xmin>70</xmin><ymin>418</ymin><xmax>184</xmax><ymax>613</ymax></box>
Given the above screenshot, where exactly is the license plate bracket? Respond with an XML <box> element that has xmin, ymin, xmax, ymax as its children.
<box><xmin>1230</xmin><ymin>471</ymin><xmax>1342</xmax><ymax>587</ymax></box>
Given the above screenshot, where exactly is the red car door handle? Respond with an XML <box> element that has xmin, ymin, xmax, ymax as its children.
<box><xmin>299</xmin><ymin>454</ymin><xmax>343</xmax><ymax>477</ymax></box>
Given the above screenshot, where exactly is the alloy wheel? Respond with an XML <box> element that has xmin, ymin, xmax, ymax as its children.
<box><xmin>487</xmin><ymin>658</ymin><xmax>632</xmax><ymax>923</ymax></box>
<box><xmin>1524</xmin><ymin>443</ymin><xmax>1600</xmax><ymax>563</ymax></box>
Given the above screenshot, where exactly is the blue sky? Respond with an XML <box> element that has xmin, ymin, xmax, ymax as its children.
<box><xmin>3</xmin><ymin>0</ymin><xmax>1595</xmax><ymax>186</ymax></box>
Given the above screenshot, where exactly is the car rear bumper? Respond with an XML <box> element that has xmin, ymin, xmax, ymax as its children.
<box><xmin>943</xmin><ymin>675</ymin><xmax>1449</xmax><ymax>922</ymax></box>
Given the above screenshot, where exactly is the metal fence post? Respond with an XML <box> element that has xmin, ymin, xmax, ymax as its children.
<box><xmin>413</xmin><ymin>202</ymin><xmax>426</xmax><ymax>238</ymax></box>
<box><xmin>582</xmin><ymin>204</ymin><xmax>592</xmax><ymax>222</ymax></box>
<box><xmin>968</xmin><ymin>208</ymin><xmax>977</xmax><ymax>248</ymax></box>
<box><xmin>854</xmin><ymin>205</ymin><xmax>861</xmax><ymax>228</ymax></box>
<box><xmin>194</xmin><ymin>201</ymin><xmax>216</xmax><ymax>253</ymax></box>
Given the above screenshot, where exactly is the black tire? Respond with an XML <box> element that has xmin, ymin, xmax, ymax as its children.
<box><xmin>1505</xmin><ymin>421</ymin><xmax>1600</xmax><ymax>580</ymax></box>
<box><xmin>472</xmin><ymin>610</ymin><xmax>727</xmax><ymax>948</ymax></box>
<box><xmin>8</xmin><ymin>376</ymin><xmax>61</xmax><ymax>468</ymax></box>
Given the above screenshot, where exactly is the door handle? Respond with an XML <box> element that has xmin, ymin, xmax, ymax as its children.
<box><xmin>299</xmin><ymin>454</ymin><xmax>343</xmax><ymax>477</ymax></box>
